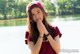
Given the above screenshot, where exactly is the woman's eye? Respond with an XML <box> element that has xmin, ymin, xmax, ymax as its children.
<box><xmin>38</xmin><ymin>11</ymin><xmax>40</xmax><ymax>13</ymax></box>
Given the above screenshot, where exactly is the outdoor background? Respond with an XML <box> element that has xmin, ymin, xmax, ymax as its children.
<box><xmin>0</xmin><ymin>0</ymin><xmax>80</xmax><ymax>54</ymax></box>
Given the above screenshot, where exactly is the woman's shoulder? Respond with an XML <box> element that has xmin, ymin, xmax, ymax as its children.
<box><xmin>25</xmin><ymin>31</ymin><xmax>34</xmax><ymax>42</ymax></box>
<box><xmin>25</xmin><ymin>31</ymin><xmax>29</xmax><ymax>38</ymax></box>
<box><xmin>49</xmin><ymin>25</ymin><xmax>58</xmax><ymax>30</ymax></box>
<box><xmin>52</xmin><ymin>25</ymin><xmax>62</xmax><ymax>38</ymax></box>
<box><xmin>52</xmin><ymin>25</ymin><xmax>58</xmax><ymax>29</ymax></box>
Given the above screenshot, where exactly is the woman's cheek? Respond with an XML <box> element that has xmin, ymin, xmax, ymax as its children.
<box><xmin>33</xmin><ymin>17</ymin><xmax>36</xmax><ymax>22</ymax></box>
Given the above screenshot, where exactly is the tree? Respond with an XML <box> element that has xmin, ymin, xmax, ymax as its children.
<box><xmin>0</xmin><ymin>0</ymin><xmax>8</xmax><ymax>19</ymax></box>
<box><xmin>0</xmin><ymin>0</ymin><xmax>16</xmax><ymax>19</ymax></box>
<box><xmin>44</xmin><ymin>0</ymin><xmax>55</xmax><ymax>15</ymax></box>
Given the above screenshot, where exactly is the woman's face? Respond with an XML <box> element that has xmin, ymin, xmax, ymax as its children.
<box><xmin>31</xmin><ymin>7</ymin><xmax>43</xmax><ymax>22</ymax></box>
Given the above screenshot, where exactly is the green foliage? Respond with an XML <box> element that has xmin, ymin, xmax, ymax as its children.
<box><xmin>0</xmin><ymin>0</ymin><xmax>80</xmax><ymax>20</ymax></box>
<box><xmin>58</xmin><ymin>0</ymin><xmax>80</xmax><ymax>15</ymax></box>
<box><xmin>0</xmin><ymin>0</ymin><xmax>31</xmax><ymax>19</ymax></box>
<box><xmin>44</xmin><ymin>0</ymin><xmax>55</xmax><ymax>15</ymax></box>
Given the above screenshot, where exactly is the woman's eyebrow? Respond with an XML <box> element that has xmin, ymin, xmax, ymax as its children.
<box><xmin>32</xmin><ymin>9</ymin><xmax>40</xmax><ymax>15</ymax></box>
<box><xmin>37</xmin><ymin>9</ymin><xmax>40</xmax><ymax>12</ymax></box>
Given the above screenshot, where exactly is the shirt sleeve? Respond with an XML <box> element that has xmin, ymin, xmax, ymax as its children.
<box><xmin>25</xmin><ymin>31</ymin><xmax>29</xmax><ymax>44</ymax></box>
<box><xmin>25</xmin><ymin>31</ymin><xmax>33</xmax><ymax>44</ymax></box>
<box><xmin>53</xmin><ymin>26</ymin><xmax>62</xmax><ymax>38</ymax></box>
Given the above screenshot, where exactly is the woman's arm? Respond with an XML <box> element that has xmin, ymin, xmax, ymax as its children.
<box><xmin>27</xmin><ymin>35</ymin><xmax>43</xmax><ymax>54</ymax></box>
<box><xmin>42</xmin><ymin>24</ymin><xmax>60</xmax><ymax>53</ymax></box>
<box><xmin>47</xmin><ymin>35</ymin><xmax>60</xmax><ymax>54</ymax></box>
<box><xmin>27</xmin><ymin>20</ymin><xmax>44</xmax><ymax>54</ymax></box>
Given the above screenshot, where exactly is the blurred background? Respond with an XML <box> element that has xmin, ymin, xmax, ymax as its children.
<box><xmin>0</xmin><ymin>0</ymin><xmax>80</xmax><ymax>26</ymax></box>
<box><xmin>0</xmin><ymin>0</ymin><xmax>80</xmax><ymax>54</ymax></box>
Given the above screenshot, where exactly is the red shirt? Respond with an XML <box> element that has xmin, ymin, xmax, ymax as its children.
<box><xmin>25</xmin><ymin>26</ymin><xmax>62</xmax><ymax>54</ymax></box>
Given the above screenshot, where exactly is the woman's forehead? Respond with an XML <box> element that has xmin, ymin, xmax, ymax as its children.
<box><xmin>31</xmin><ymin>7</ymin><xmax>41</xmax><ymax>14</ymax></box>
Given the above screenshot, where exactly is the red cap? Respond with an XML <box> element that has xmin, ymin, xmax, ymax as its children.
<box><xmin>26</xmin><ymin>1</ymin><xmax>47</xmax><ymax>15</ymax></box>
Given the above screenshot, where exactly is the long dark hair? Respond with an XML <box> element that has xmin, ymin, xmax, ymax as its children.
<box><xmin>27</xmin><ymin>7</ymin><xmax>54</xmax><ymax>44</ymax></box>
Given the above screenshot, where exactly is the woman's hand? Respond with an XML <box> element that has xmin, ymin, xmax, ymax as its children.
<box><xmin>37</xmin><ymin>19</ymin><xmax>44</xmax><ymax>37</ymax></box>
<box><xmin>37</xmin><ymin>19</ymin><xmax>49</xmax><ymax>36</ymax></box>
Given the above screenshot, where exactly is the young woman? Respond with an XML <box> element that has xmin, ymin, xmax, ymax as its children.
<box><xmin>25</xmin><ymin>1</ymin><xmax>62</xmax><ymax>54</ymax></box>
